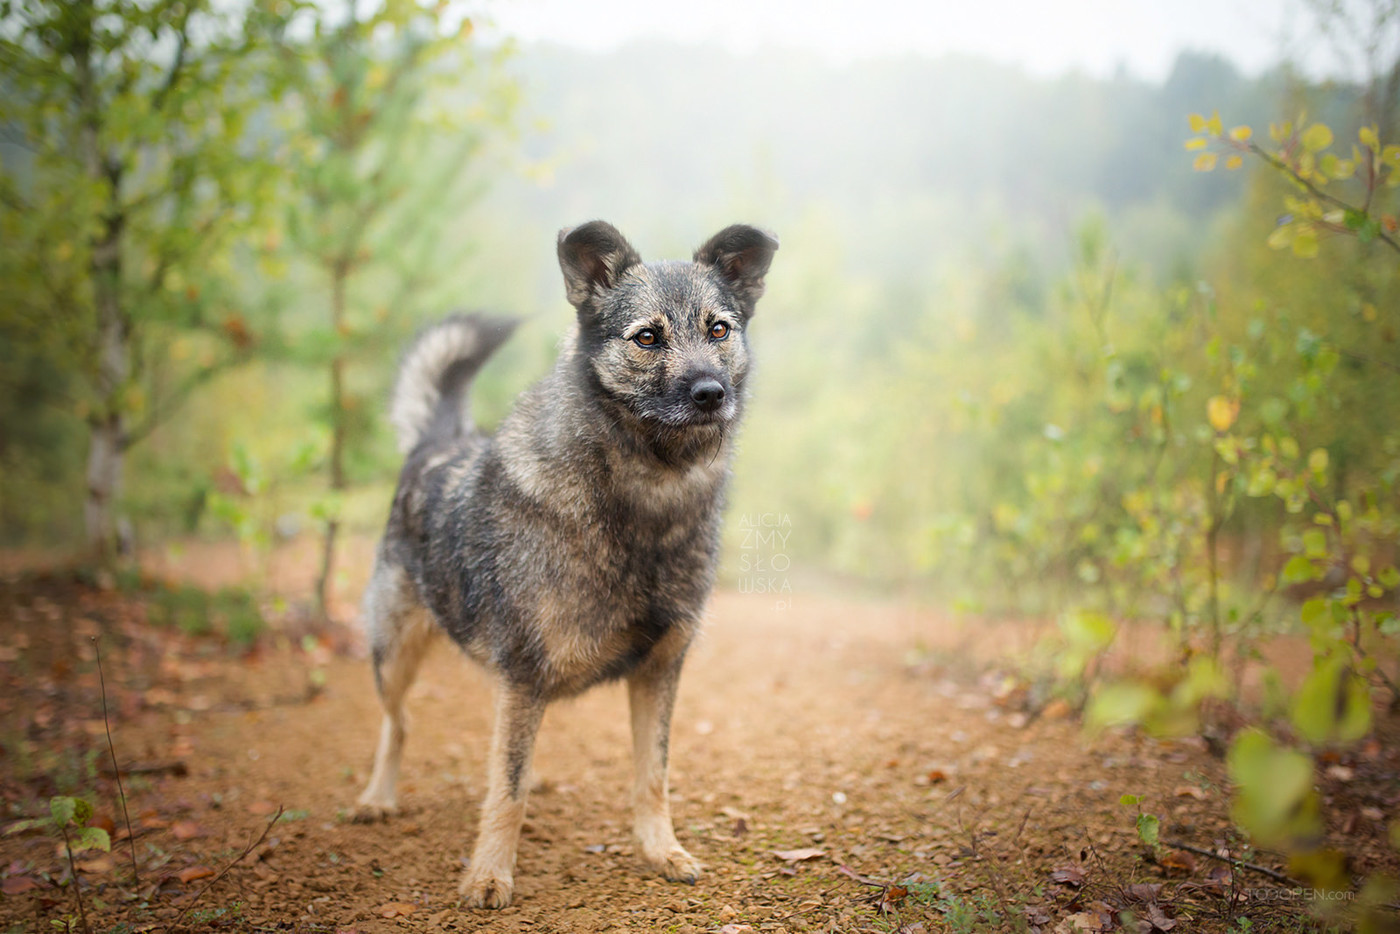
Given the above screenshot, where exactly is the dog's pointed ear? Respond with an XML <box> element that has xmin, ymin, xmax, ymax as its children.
<box><xmin>695</xmin><ymin>225</ymin><xmax>779</xmax><ymax>317</ymax></box>
<box><xmin>558</xmin><ymin>221</ymin><xmax>642</xmax><ymax>310</ymax></box>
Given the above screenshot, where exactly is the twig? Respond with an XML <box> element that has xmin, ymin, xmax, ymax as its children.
<box><xmin>92</xmin><ymin>637</ymin><xmax>138</xmax><ymax>883</ymax></box>
<box><xmin>59</xmin><ymin>825</ymin><xmax>93</xmax><ymax>934</ymax></box>
<box><xmin>1162</xmin><ymin>838</ymin><xmax>1299</xmax><ymax>886</ymax></box>
<box><xmin>171</xmin><ymin>805</ymin><xmax>283</xmax><ymax>931</ymax></box>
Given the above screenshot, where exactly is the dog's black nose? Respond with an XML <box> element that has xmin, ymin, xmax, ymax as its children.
<box><xmin>689</xmin><ymin>378</ymin><xmax>725</xmax><ymax>411</ymax></box>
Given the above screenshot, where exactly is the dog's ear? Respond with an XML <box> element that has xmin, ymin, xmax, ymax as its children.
<box><xmin>695</xmin><ymin>225</ymin><xmax>779</xmax><ymax>317</ymax></box>
<box><xmin>558</xmin><ymin>221</ymin><xmax>642</xmax><ymax>310</ymax></box>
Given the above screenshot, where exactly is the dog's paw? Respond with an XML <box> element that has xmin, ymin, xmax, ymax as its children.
<box><xmin>351</xmin><ymin>796</ymin><xmax>398</xmax><ymax>823</ymax></box>
<box><xmin>459</xmin><ymin>868</ymin><xmax>514</xmax><ymax>909</ymax></box>
<box><xmin>650</xmin><ymin>846</ymin><xmax>701</xmax><ymax>885</ymax></box>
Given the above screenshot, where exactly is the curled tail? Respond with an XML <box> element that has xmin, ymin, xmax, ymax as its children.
<box><xmin>389</xmin><ymin>313</ymin><xmax>518</xmax><ymax>453</ymax></box>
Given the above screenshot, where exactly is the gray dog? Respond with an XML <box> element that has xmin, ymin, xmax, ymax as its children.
<box><xmin>355</xmin><ymin>221</ymin><xmax>778</xmax><ymax>908</ymax></box>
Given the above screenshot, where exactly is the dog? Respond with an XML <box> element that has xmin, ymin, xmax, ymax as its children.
<box><xmin>355</xmin><ymin>221</ymin><xmax>778</xmax><ymax>908</ymax></box>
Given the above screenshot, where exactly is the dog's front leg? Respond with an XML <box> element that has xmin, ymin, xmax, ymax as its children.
<box><xmin>460</xmin><ymin>682</ymin><xmax>544</xmax><ymax>909</ymax></box>
<box><xmin>628</xmin><ymin>661</ymin><xmax>701</xmax><ymax>883</ymax></box>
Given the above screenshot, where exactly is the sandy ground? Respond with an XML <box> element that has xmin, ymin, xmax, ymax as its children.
<box><xmin>0</xmin><ymin>566</ymin><xmax>1396</xmax><ymax>933</ymax></box>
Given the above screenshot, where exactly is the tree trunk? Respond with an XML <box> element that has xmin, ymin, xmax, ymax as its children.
<box><xmin>77</xmin><ymin>12</ymin><xmax>129</xmax><ymax>565</ymax></box>
<box><xmin>315</xmin><ymin>261</ymin><xmax>350</xmax><ymax>619</ymax></box>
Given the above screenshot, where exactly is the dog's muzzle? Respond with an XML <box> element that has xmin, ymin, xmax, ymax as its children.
<box><xmin>688</xmin><ymin>377</ymin><xmax>726</xmax><ymax>413</ymax></box>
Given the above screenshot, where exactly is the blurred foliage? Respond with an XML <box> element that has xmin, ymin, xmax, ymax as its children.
<box><xmin>0</xmin><ymin>0</ymin><xmax>292</xmax><ymax>555</ymax></box>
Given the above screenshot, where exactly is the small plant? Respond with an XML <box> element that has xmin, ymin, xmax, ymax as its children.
<box><xmin>1119</xmin><ymin>793</ymin><xmax>1162</xmax><ymax>856</ymax></box>
<box><xmin>7</xmin><ymin>796</ymin><xmax>111</xmax><ymax>934</ymax></box>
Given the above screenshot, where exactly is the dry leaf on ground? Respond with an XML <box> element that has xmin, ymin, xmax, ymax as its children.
<box><xmin>772</xmin><ymin>847</ymin><xmax>825</xmax><ymax>862</ymax></box>
<box><xmin>377</xmin><ymin>901</ymin><xmax>417</xmax><ymax>918</ymax></box>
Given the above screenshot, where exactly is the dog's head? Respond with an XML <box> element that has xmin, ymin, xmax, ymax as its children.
<box><xmin>558</xmin><ymin>221</ymin><xmax>778</xmax><ymax>437</ymax></box>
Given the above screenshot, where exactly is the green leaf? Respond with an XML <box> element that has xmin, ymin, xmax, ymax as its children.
<box><xmin>1291</xmin><ymin>661</ymin><xmax>1371</xmax><ymax>745</ymax></box>
<box><xmin>1060</xmin><ymin>609</ymin><xmax>1116</xmax><ymax>651</ymax></box>
<box><xmin>1308</xmin><ymin>448</ymin><xmax>1329</xmax><ymax>475</ymax></box>
<box><xmin>1281</xmin><ymin>555</ymin><xmax>1318</xmax><ymax>584</ymax></box>
<box><xmin>1227</xmin><ymin>729</ymin><xmax>1320</xmax><ymax>846</ymax></box>
<box><xmin>1300</xmin><ymin>597</ymin><xmax>1329</xmax><ymax>631</ymax></box>
<box><xmin>1302</xmin><ymin>529</ymin><xmax>1328</xmax><ymax>559</ymax></box>
<box><xmin>1119</xmin><ymin>793</ymin><xmax>1141</xmax><ymax>807</ymax></box>
<box><xmin>49</xmin><ymin>797</ymin><xmax>77</xmax><ymax>828</ymax></box>
<box><xmin>1292</xmin><ymin>226</ymin><xmax>1320</xmax><ymax>258</ymax></box>
<box><xmin>1087</xmin><ymin>681</ymin><xmax>1158</xmax><ymax>729</ymax></box>
<box><xmin>1136</xmin><ymin>812</ymin><xmax>1160</xmax><ymax>848</ymax></box>
<box><xmin>73</xmin><ymin>826</ymin><xmax>111</xmax><ymax>853</ymax></box>
<box><xmin>1301</xmin><ymin>123</ymin><xmax>1334</xmax><ymax>152</ymax></box>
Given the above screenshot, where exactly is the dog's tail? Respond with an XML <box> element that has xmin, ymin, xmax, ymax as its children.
<box><xmin>389</xmin><ymin>313</ymin><xmax>518</xmax><ymax>454</ymax></box>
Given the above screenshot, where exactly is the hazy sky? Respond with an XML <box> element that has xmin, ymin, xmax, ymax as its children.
<box><xmin>483</xmin><ymin>0</ymin><xmax>1325</xmax><ymax>81</ymax></box>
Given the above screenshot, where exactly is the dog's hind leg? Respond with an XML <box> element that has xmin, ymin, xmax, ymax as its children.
<box><xmin>356</xmin><ymin>561</ymin><xmax>436</xmax><ymax>821</ymax></box>
<box><xmin>628</xmin><ymin>649</ymin><xmax>701</xmax><ymax>884</ymax></box>
<box><xmin>460</xmin><ymin>682</ymin><xmax>545</xmax><ymax>909</ymax></box>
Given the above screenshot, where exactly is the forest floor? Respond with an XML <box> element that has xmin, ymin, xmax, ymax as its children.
<box><xmin>0</xmin><ymin>543</ymin><xmax>1397</xmax><ymax>934</ymax></box>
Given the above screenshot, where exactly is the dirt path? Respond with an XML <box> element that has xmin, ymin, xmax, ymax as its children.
<box><xmin>1</xmin><ymin>575</ymin><xmax>1396</xmax><ymax>933</ymax></box>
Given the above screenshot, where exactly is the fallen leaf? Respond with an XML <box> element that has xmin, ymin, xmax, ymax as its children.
<box><xmin>1159</xmin><ymin>850</ymin><xmax>1197</xmax><ymax>876</ymax></box>
<box><xmin>1172</xmin><ymin>785</ymin><xmax>1206</xmax><ymax>799</ymax></box>
<box><xmin>1124</xmin><ymin>882</ymin><xmax>1162</xmax><ymax>902</ymax></box>
<box><xmin>171</xmin><ymin>820</ymin><xmax>203</xmax><ymax>841</ymax></box>
<box><xmin>2</xmin><ymin>874</ymin><xmax>38</xmax><ymax>895</ymax></box>
<box><xmin>76</xmin><ymin>854</ymin><xmax>115</xmax><ymax>874</ymax></box>
<box><xmin>773</xmin><ymin>848</ymin><xmax>825</xmax><ymax>862</ymax></box>
<box><xmin>926</xmin><ymin>768</ymin><xmax>949</xmax><ymax>784</ymax></box>
<box><xmin>177</xmin><ymin>866</ymin><xmax>215</xmax><ymax>884</ymax></box>
<box><xmin>1054</xmin><ymin>912</ymin><xmax>1106</xmax><ymax>933</ymax></box>
<box><xmin>1041</xmin><ymin>698</ymin><xmax>1073</xmax><ymax>719</ymax></box>
<box><xmin>246</xmin><ymin>800</ymin><xmax>277</xmax><ymax>816</ymax></box>
<box><xmin>377</xmin><ymin>902</ymin><xmax>417</xmax><ymax>918</ymax></box>
<box><xmin>717</xmin><ymin>926</ymin><xmax>753</xmax><ymax>934</ymax></box>
<box><xmin>1050</xmin><ymin>865</ymin><xmax>1087</xmax><ymax>887</ymax></box>
<box><xmin>1146</xmin><ymin>902</ymin><xmax>1177</xmax><ymax>931</ymax></box>
<box><xmin>880</xmin><ymin>884</ymin><xmax>909</xmax><ymax>914</ymax></box>
<box><xmin>897</xmin><ymin>925</ymin><xmax>927</xmax><ymax>934</ymax></box>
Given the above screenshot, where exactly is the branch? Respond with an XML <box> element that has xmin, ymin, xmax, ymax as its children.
<box><xmin>1248</xmin><ymin>141</ymin><xmax>1400</xmax><ymax>257</ymax></box>
<box><xmin>171</xmin><ymin>805</ymin><xmax>283</xmax><ymax>932</ymax></box>
<box><xmin>150</xmin><ymin>2</ymin><xmax>195</xmax><ymax>114</ymax></box>
<box><xmin>1333</xmin><ymin>344</ymin><xmax>1400</xmax><ymax>375</ymax></box>
<box><xmin>1162</xmin><ymin>838</ymin><xmax>1301</xmax><ymax>887</ymax></box>
<box><xmin>119</xmin><ymin>353</ymin><xmax>246</xmax><ymax>451</ymax></box>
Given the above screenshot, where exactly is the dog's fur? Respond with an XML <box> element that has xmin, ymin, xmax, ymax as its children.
<box><xmin>356</xmin><ymin>221</ymin><xmax>778</xmax><ymax>908</ymax></box>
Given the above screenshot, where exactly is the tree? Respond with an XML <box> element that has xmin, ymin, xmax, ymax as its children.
<box><xmin>0</xmin><ymin>0</ymin><xmax>286</xmax><ymax>561</ymax></box>
<box><xmin>269</xmin><ymin>1</ymin><xmax>515</xmax><ymax>618</ymax></box>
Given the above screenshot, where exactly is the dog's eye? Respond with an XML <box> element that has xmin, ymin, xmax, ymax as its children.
<box><xmin>709</xmin><ymin>322</ymin><xmax>730</xmax><ymax>341</ymax></box>
<box><xmin>633</xmin><ymin>329</ymin><xmax>658</xmax><ymax>347</ymax></box>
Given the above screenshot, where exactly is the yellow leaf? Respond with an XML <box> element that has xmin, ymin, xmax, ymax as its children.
<box><xmin>1193</xmin><ymin>153</ymin><xmax>1218</xmax><ymax>172</ymax></box>
<box><xmin>1185</xmin><ymin>137</ymin><xmax>1208</xmax><ymax>151</ymax></box>
<box><xmin>1206</xmin><ymin>110</ymin><xmax>1222</xmax><ymax>136</ymax></box>
<box><xmin>1225</xmin><ymin>155</ymin><xmax>1243</xmax><ymax>170</ymax></box>
<box><xmin>1292</xmin><ymin>226</ymin><xmax>1320</xmax><ymax>258</ymax></box>
<box><xmin>1189</xmin><ymin>113</ymin><xmax>1207</xmax><ymax>133</ymax></box>
<box><xmin>1359</xmin><ymin>125</ymin><xmax>1379</xmax><ymax>151</ymax></box>
<box><xmin>1229</xmin><ymin>125</ymin><xmax>1253</xmax><ymax>142</ymax></box>
<box><xmin>1266</xmin><ymin>223</ymin><xmax>1295</xmax><ymax>250</ymax></box>
<box><xmin>1301</xmin><ymin>123</ymin><xmax>1333</xmax><ymax>152</ymax></box>
<box><xmin>1207</xmin><ymin>395</ymin><xmax>1238</xmax><ymax>432</ymax></box>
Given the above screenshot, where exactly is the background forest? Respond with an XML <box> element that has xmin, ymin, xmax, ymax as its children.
<box><xmin>2</xmin><ymin>1</ymin><xmax>1399</xmax><ymax>930</ymax></box>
